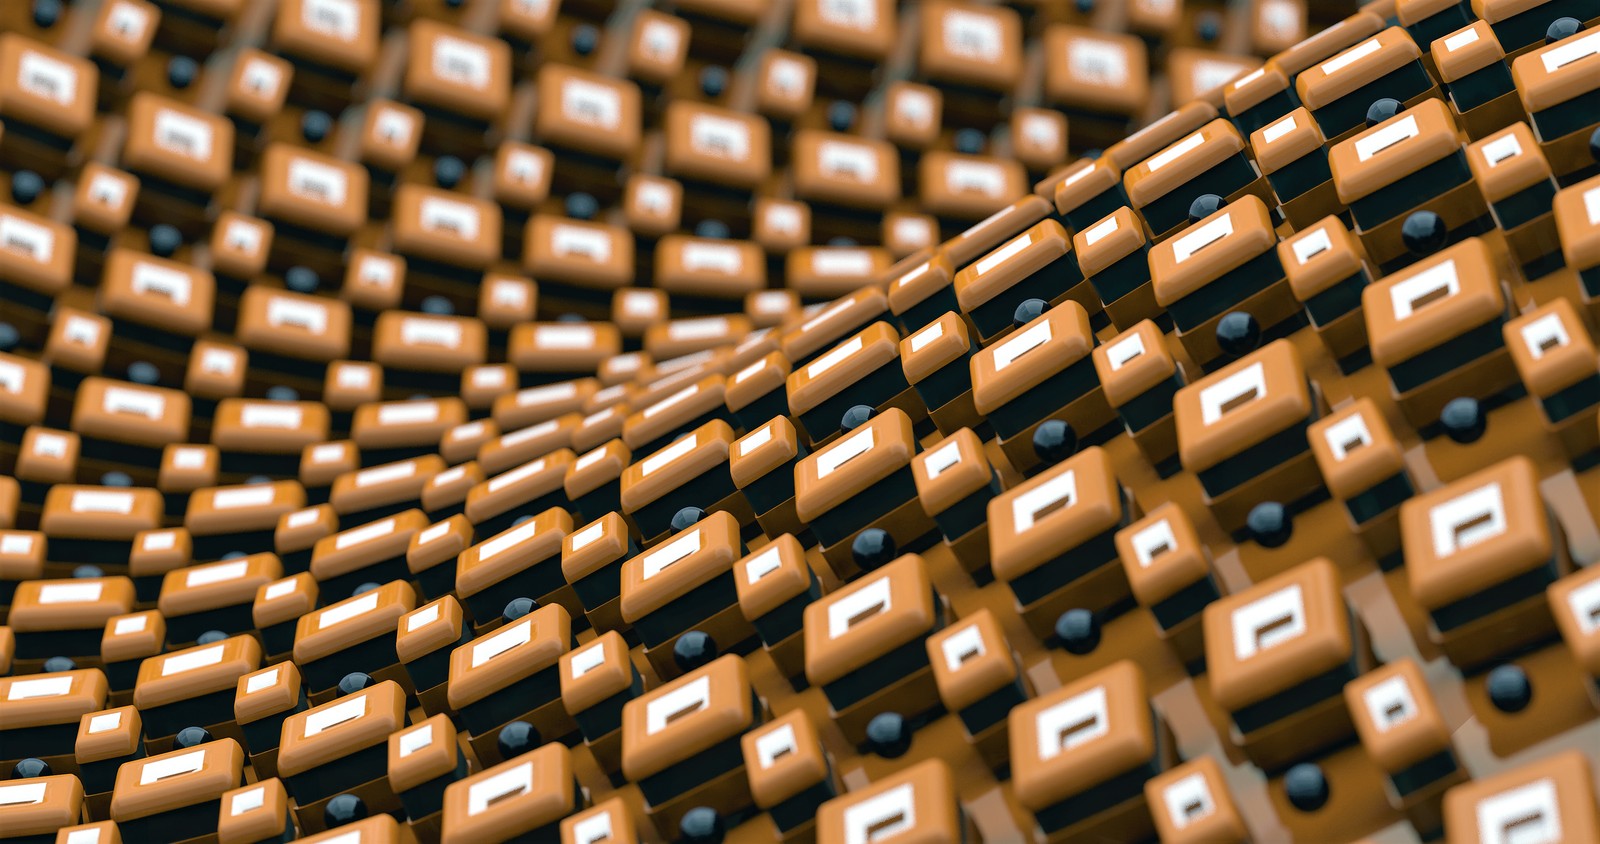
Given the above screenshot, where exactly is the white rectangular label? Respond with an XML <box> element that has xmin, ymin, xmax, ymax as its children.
<box><xmin>162</xmin><ymin>644</ymin><xmax>226</xmax><ymax>676</ymax></box>
<box><xmin>1561</xmin><ymin>573</ymin><xmax>1600</xmax><ymax>638</ymax></box>
<box><xmin>231</xmin><ymin>786</ymin><xmax>265</xmax><ymax>816</ymax></box>
<box><xmin>744</xmin><ymin>544</ymin><xmax>783</xmax><ymax>584</ymax></box>
<box><xmin>1389</xmin><ymin>258</ymin><xmax>1459</xmax><ymax>319</ymax></box>
<box><xmin>808</xmin><ymin>335</ymin><xmax>864</xmax><ymax>379</ymax></box>
<box><xmin>186</xmin><ymin>560</ymin><xmax>248</xmax><ymax>588</ymax></box>
<box><xmin>646</xmin><ymin>675</ymin><xmax>711</xmax><ymax>735</ymax></box>
<box><xmin>948</xmin><ymin>160</ymin><xmax>1005</xmax><ymax>196</ymax></box>
<box><xmin>1172</xmin><ymin>214</ymin><xmax>1234</xmax><ymax>263</ymax></box>
<box><xmin>1232</xmin><ymin>583</ymin><xmax>1306</xmax><ymax>659</ymax></box>
<box><xmin>62</xmin><ymin>316</ymin><xmax>100</xmax><ymax>346</ymax></box>
<box><xmin>1162</xmin><ymin>772</ymin><xmax>1215</xmax><ymax>830</ymax></box>
<box><xmin>1541</xmin><ymin>31</ymin><xmax>1600</xmax><ymax>74</ymax></box>
<box><xmin>227</xmin><ymin>217</ymin><xmax>264</xmax><ymax>250</ymax></box>
<box><xmin>536</xmin><ymin>324</ymin><xmax>595</xmax><ymax>350</ymax></box>
<box><xmin>1444</xmin><ymin>27</ymin><xmax>1480</xmax><ymax>52</ymax></box>
<box><xmin>738</xmin><ymin>425</ymin><xmax>773</xmax><ymax>457</ymax></box>
<box><xmin>241</xmin><ymin>403</ymin><xmax>302</xmax><ymax>429</ymax></box>
<box><xmin>909</xmin><ymin>322</ymin><xmax>944</xmax><ymax>353</ymax></box>
<box><xmin>1356</xmin><ymin>115</ymin><xmax>1419</xmax><ymax>162</ymax></box>
<box><xmin>0</xmin><ymin>361</ymin><xmax>23</xmax><ymax>394</ymax></box>
<box><xmin>266</xmin><ymin>297</ymin><xmax>328</xmax><ymax>333</ymax></box>
<box><xmin>356</xmin><ymin>461</ymin><xmax>417</xmax><ymax>488</ymax></box>
<box><xmin>1106</xmin><ymin>332</ymin><xmax>1146</xmax><ymax>370</ymax></box>
<box><xmin>1320</xmin><ymin>37</ymin><xmax>1381</xmax><ymax>76</ymax></box>
<box><xmin>943</xmin><ymin>9</ymin><xmax>1001</xmax><ymax>61</ymax></box>
<box><xmin>1362</xmin><ymin>675</ymin><xmax>1418</xmax><ymax>732</ymax></box>
<box><xmin>72</xmin><ymin>490</ymin><xmax>134</xmax><ymax>514</ymax></box>
<box><xmin>574</xmin><ymin>448</ymin><xmax>608</xmax><ymax>472</ymax></box>
<box><xmin>1262</xmin><ymin>114</ymin><xmax>1298</xmax><ymax>144</ymax></box>
<box><xmin>754</xmin><ymin>723</ymin><xmax>797</xmax><ymax>769</ymax></box>
<box><xmin>378</xmin><ymin>402</ymin><xmax>439</xmax><ymax>425</ymax></box>
<box><xmin>399</xmin><ymin>724</ymin><xmax>434</xmax><ymax>757</ymax></box>
<box><xmin>88</xmin><ymin>711</ymin><xmax>123</xmax><ymax>734</ymax></box>
<box><xmin>940</xmin><ymin>623</ymin><xmax>986</xmax><ymax>672</ymax></box>
<box><xmin>552</xmin><ymin>224</ymin><xmax>611</xmax><ymax>261</ymax></box>
<box><xmin>154</xmin><ymin>109</ymin><xmax>212</xmax><ymax>160</ymax></box>
<box><xmin>1146</xmin><ymin>131</ymin><xmax>1205</xmax><ymax>173</ymax></box>
<box><xmin>303</xmin><ymin>0</ymin><xmax>358</xmax><ymax>40</ymax></box>
<box><xmin>1070</xmin><ymin>39</ymin><xmax>1128</xmax><ymax>85</ymax></box>
<box><xmin>1012</xmin><ymin>469</ymin><xmax>1075</xmax><ymax>532</ymax></box>
<box><xmin>139</xmin><ymin>749</ymin><xmax>207</xmax><ymax>785</ymax></box>
<box><xmin>1200</xmin><ymin>362</ymin><xmax>1267</xmax><ymax>425</ymax></box>
<box><xmin>419</xmin><ymin>197</ymin><xmax>480</xmax><ymax>240</ymax></box>
<box><xmin>0</xmin><ymin>533</ymin><xmax>32</xmax><ymax>556</ymax></box>
<box><xmin>241</xmin><ymin>59</ymin><xmax>282</xmax><ymax>98</ymax></box>
<box><xmin>40</xmin><ymin>581</ymin><xmax>102</xmax><ymax>603</ymax></box>
<box><xmin>993</xmin><ymin>318</ymin><xmax>1051</xmax><ymax>371</ymax></box>
<box><xmin>432</xmin><ymin>35</ymin><xmax>490</xmax><ymax>89</ymax></box>
<box><xmin>114</xmin><ymin>614</ymin><xmax>148</xmax><ymax>635</ymax></box>
<box><xmin>820</xmin><ymin>0</ymin><xmax>876</xmax><ymax>28</ymax></box>
<box><xmin>7</xmin><ymin>676</ymin><xmax>73</xmax><ymax>700</ymax></box>
<box><xmin>304</xmin><ymin>695</ymin><xmax>367</xmax><ymax>737</ymax></box>
<box><xmin>288</xmin><ymin>158</ymin><xmax>347</xmax><ymax>206</ymax></box>
<box><xmin>1475</xmin><ymin>778</ymin><xmax>1562</xmax><ymax>844</ymax></box>
<box><xmin>479</xmin><ymin>518</ymin><xmax>541</xmax><ymax>561</ymax></box>
<box><xmin>1131</xmin><ymin>519</ymin><xmax>1178</xmax><ymax>567</ymax></box>
<box><xmin>642</xmin><ymin>529</ymin><xmax>702</xmax><ymax>579</ymax></box>
<box><xmin>264</xmin><ymin>579</ymin><xmax>298</xmax><ymax>600</ymax></box>
<box><xmin>1292</xmin><ymin>227</ymin><xmax>1333</xmax><ymax>264</ymax></box>
<box><xmin>500</xmin><ymin>419</ymin><xmax>559</xmax><ymax>448</ymax></box>
<box><xmin>471</xmin><ymin>619</ymin><xmax>531</xmax><ymax>667</ymax></box>
<box><xmin>405</xmin><ymin>602</ymin><xmax>441</xmax><ymax>632</ymax></box>
<box><xmin>923</xmin><ymin>439</ymin><xmax>962</xmax><ymax>480</ymax></box>
<box><xmin>89</xmin><ymin>172</ymin><xmax>129</xmax><ymax>208</ymax></box>
<box><xmin>1520</xmin><ymin>312</ymin><xmax>1569</xmax><ymax>360</ymax></box>
<box><xmin>1036</xmin><ymin>685</ymin><xmax>1109</xmax><ymax>760</ymax></box>
<box><xmin>570</xmin><ymin>521</ymin><xmax>605</xmax><ymax>552</ymax></box>
<box><xmin>682</xmin><ymin>242</ymin><xmax>743</xmax><ymax>273</ymax></box>
<box><xmin>570</xmin><ymin>641</ymin><xmax>607</xmax><ymax>677</ymax></box>
<box><xmin>667</xmin><ymin>318</ymin><xmax>726</xmax><ymax>341</ymax></box>
<box><xmin>334</xmin><ymin>517</ymin><xmax>396</xmax><ymax>551</ymax></box>
<box><xmin>1083</xmin><ymin>216</ymin><xmax>1119</xmax><ymax>246</ymax></box>
<box><xmin>104</xmin><ymin>386</ymin><xmax>164</xmax><ymax>419</ymax></box>
<box><xmin>516</xmin><ymin>381</ymin><xmax>577</xmax><ymax>407</ymax></box>
<box><xmin>1483</xmin><ymin>132</ymin><xmax>1522</xmax><ymax>166</ymax></box>
<box><xmin>643</xmin><ymin>384</ymin><xmax>698</xmax><ymax>419</ymax></box>
<box><xmin>0</xmin><ymin>215</ymin><xmax>52</xmax><ymax>263</ymax></box>
<box><xmin>829</xmin><ymin>575</ymin><xmax>892</xmax><ymax>638</ymax></box>
<box><xmin>818</xmin><ymin>141</ymin><xmax>878</xmax><ymax>182</ymax></box>
<box><xmin>107</xmin><ymin>1</ymin><xmax>150</xmax><ymax>40</ymax></box>
<box><xmin>817</xmin><ymin>427</ymin><xmax>874</xmax><ymax>478</ymax></box>
<box><xmin>245</xmin><ymin>668</ymin><xmax>280</xmax><ymax>694</ymax></box>
<box><xmin>374</xmin><ymin>107</ymin><xmax>413</xmax><ymax>145</ymax></box>
<box><xmin>1429</xmin><ymin>482</ymin><xmax>1506</xmax><ymax>558</ymax></box>
<box><xmin>975</xmin><ymin>233</ymin><xmax>1032</xmax><ymax>276</ymax></box>
<box><xmin>487</xmin><ymin>458</ymin><xmax>545</xmax><ymax>494</ymax></box>
<box><xmin>1324</xmin><ymin>412</ymin><xmax>1372</xmax><ymax>461</ymax></box>
<box><xmin>18</xmin><ymin>51</ymin><xmax>75</xmax><ymax>105</ymax></box>
<box><xmin>213</xmin><ymin>485</ymin><xmax>276</xmax><ymax>509</ymax></box>
<box><xmin>319</xmin><ymin>591</ymin><xmax>380</xmax><ymax>629</ymax></box>
<box><xmin>400</xmin><ymin>317</ymin><xmax>462</xmax><ymax>348</ymax></box>
<box><xmin>562</xmin><ymin>78</ymin><xmax>621</xmax><ymax>129</ymax></box>
<box><xmin>642</xmin><ymin>434</ymin><xmax>698</xmax><ymax>476</ymax></box>
<box><xmin>505</xmin><ymin>149</ymin><xmax>544</xmax><ymax>185</ymax></box>
<box><xmin>0</xmin><ymin>782</ymin><xmax>47</xmax><ymax>806</ymax></box>
<box><xmin>690</xmin><ymin>114</ymin><xmax>750</xmax><ymax>160</ymax></box>
<box><xmin>467</xmin><ymin>760</ymin><xmax>534</xmax><ymax>815</ymax></box>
